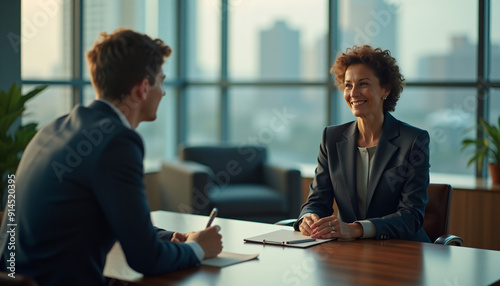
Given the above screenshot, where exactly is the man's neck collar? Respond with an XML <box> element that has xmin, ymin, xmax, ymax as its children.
<box><xmin>97</xmin><ymin>98</ymin><xmax>132</xmax><ymax>129</ymax></box>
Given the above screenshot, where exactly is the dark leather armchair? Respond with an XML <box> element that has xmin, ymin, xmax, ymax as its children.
<box><xmin>160</xmin><ymin>145</ymin><xmax>301</xmax><ymax>223</ymax></box>
<box><xmin>423</xmin><ymin>183</ymin><xmax>463</xmax><ymax>245</ymax></box>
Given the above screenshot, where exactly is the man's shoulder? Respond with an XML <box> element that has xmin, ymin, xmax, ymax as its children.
<box><xmin>37</xmin><ymin>103</ymin><xmax>142</xmax><ymax>153</ymax></box>
<box><xmin>75</xmin><ymin>102</ymin><xmax>123</xmax><ymax>127</ymax></box>
<box><xmin>74</xmin><ymin>104</ymin><xmax>143</xmax><ymax>147</ymax></box>
<box><xmin>65</xmin><ymin>103</ymin><xmax>135</xmax><ymax>134</ymax></box>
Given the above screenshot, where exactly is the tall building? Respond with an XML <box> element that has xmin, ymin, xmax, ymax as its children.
<box><xmin>259</xmin><ymin>20</ymin><xmax>301</xmax><ymax>80</ymax></box>
<box><xmin>418</xmin><ymin>36</ymin><xmax>477</xmax><ymax>81</ymax></box>
<box><xmin>311</xmin><ymin>34</ymin><xmax>328</xmax><ymax>80</ymax></box>
<box><xmin>416</xmin><ymin>36</ymin><xmax>500</xmax><ymax>174</ymax></box>
<box><xmin>340</xmin><ymin>0</ymin><xmax>398</xmax><ymax>58</ymax></box>
<box><xmin>82</xmin><ymin>0</ymin><xmax>146</xmax><ymax>81</ymax></box>
<box><xmin>257</xmin><ymin>19</ymin><xmax>302</xmax><ymax>111</ymax></box>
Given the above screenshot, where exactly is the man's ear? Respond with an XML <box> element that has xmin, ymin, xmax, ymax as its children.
<box><xmin>130</xmin><ymin>78</ymin><xmax>149</xmax><ymax>101</ymax></box>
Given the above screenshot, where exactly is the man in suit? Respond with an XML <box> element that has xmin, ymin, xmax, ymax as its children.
<box><xmin>0</xmin><ymin>28</ymin><xmax>222</xmax><ymax>285</ymax></box>
<box><xmin>295</xmin><ymin>45</ymin><xmax>430</xmax><ymax>242</ymax></box>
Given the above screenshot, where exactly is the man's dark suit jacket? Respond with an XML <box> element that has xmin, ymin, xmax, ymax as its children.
<box><xmin>294</xmin><ymin>112</ymin><xmax>431</xmax><ymax>242</ymax></box>
<box><xmin>0</xmin><ymin>100</ymin><xmax>199</xmax><ymax>285</ymax></box>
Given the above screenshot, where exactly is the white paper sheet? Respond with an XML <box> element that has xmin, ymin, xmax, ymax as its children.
<box><xmin>202</xmin><ymin>251</ymin><xmax>259</xmax><ymax>267</ymax></box>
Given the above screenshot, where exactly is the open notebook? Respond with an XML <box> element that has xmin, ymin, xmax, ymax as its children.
<box><xmin>244</xmin><ymin>229</ymin><xmax>336</xmax><ymax>248</ymax></box>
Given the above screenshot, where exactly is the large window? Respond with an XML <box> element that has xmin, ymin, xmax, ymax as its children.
<box><xmin>21</xmin><ymin>1</ymin><xmax>72</xmax><ymax>81</ymax></box>
<box><xmin>491</xmin><ymin>0</ymin><xmax>500</xmax><ymax>81</ymax></box>
<box><xmin>394</xmin><ymin>87</ymin><xmax>477</xmax><ymax>176</ymax></box>
<box><xmin>186</xmin><ymin>87</ymin><xmax>219</xmax><ymax>144</ymax></box>
<box><xmin>21</xmin><ymin>0</ymin><xmax>178</xmax><ymax>172</ymax></box>
<box><xmin>186</xmin><ymin>0</ymin><xmax>220</xmax><ymax>81</ymax></box>
<box><xmin>18</xmin><ymin>0</ymin><xmax>500</xmax><ymax>182</ymax></box>
<box><xmin>229</xmin><ymin>87</ymin><xmax>326</xmax><ymax>164</ymax></box>
<box><xmin>229</xmin><ymin>0</ymin><xmax>328</xmax><ymax>81</ymax></box>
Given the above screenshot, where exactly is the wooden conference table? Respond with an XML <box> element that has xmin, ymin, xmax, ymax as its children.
<box><xmin>104</xmin><ymin>211</ymin><xmax>500</xmax><ymax>286</ymax></box>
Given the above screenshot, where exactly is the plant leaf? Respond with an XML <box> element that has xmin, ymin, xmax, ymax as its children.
<box><xmin>476</xmin><ymin>147</ymin><xmax>489</xmax><ymax>172</ymax></box>
<box><xmin>461</xmin><ymin>138</ymin><xmax>484</xmax><ymax>151</ymax></box>
<box><xmin>20</xmin><ymin>84</ymin><xmax>48</xmax><ymax>106</ymax></box>
<box><xmin>0</xmin><ymin>110</ymin><xmax>24</xmax><ymax>137</ymax></box>
<box><xmin>14</xmin><ymin>123</ymin><xmax>38</xmax><ymax>147</ymax></box>
<box><xmin>0</xmin><ymin>82</ymin><xmax>47</xmax><ymax>210</ymax></box>
<box><xmin>4</xmin><ymin>82</ymin><xmax>22</xmax><ymax>113</ymax></box>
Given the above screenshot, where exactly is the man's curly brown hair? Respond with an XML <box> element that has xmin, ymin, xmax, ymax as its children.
<box><xmin>87</xmin><ymin>28</ymin><xmax>172</xmax><ymax>101</ymax></box>
<box><xmin>331</xmin><ymin>45</ymin><xmax>404</xmax><ymax>112</ymax></box>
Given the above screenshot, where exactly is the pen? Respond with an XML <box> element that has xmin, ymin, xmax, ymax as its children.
<box><xmin>263</xmin><ymin>240</ymin><xmax>285</xmax><ymax>246</ymax></box>
<box><xmin>286</xmin><ymin>238</ymin><xmax>316</xmax><ymax>244</ymax></box>
<box><xmin>206</xmin><ymin>208</ymin><xmax>218</xmax><ymax>228</ymax></box>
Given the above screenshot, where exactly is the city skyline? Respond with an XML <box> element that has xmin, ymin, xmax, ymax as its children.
<box><xmin>17</xmin><ymin>0</ymin><xmax>500</xmax><ymax>173</ymax></box>
<box><xmin>20</xmin><ymin>0</ymin><xmax>499</xmax><ymax>82</ymax></box>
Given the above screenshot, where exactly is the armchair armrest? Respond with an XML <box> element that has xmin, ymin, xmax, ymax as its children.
<box><xmin>434</xmin><ymin>234</ymin><xmax>463</xmax><ymax>246</ymax></box>
<box><xmin>160</xmin><ymin>161</ymin><xmax>212</xmax><ymax>214</ymax></box>
<box><xmin>263</xmin><ymin>163</ymin><xmax>301</xmax><ymax>218</ymax></box>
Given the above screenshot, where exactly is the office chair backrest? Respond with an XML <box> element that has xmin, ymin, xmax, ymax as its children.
<box><xmin>423</xmin><ymin>183</ymin><xmax>452</xmax><ymax>243</ymax></box>
<box><xmin>180</xmin><ymin>145</ymin><xmax>267</xmax><ymax>184</ymax></box>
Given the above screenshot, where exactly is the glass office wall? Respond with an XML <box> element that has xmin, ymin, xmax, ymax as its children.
<box><xmin>229</xmin><ymin>87</ymin><xmax>326</xmax><ymax>166</ymax></box>
<box><xmin>82</xmin><ymin>0</ymin><xmax>176</xmax><ymax>79</ymax></box>
<box><xmin>337</xmin><ymin>0</ymin><xmax>478</xmax><ymax>81</ymax></box>
<box><xmin>21</xmin><ymin>85</ymin><xmax>72</xmax><ymax>128</ymax></box>
<box><xmin>394</xmin><ymin>87</ymin><xmax>477</xmax><ymax>176</ymax></box>
<box><xmin>18</xmin><ymin>0</ymin><xmax>500</xmax><ymax>180</ymax></box>
<box><xmin>20</xmin><ymin>1</ymin><xmax>73</xmax><ymax>131</ymax></box>
<box><xmin>491</xmin><ymin>0</ymin><xmax>500</xmax><ymax>81</ymax></box>
<box><xmin>228</xmin><ymin>0</ymin><xmax>328</xmax><ymax>81</ymax></box>
<box><xmin>186</xmin><ymin>0</ymin><xmax>220</xmax><ymax>81</ymax></box>
<box><xmin>186</xmin><ymin>87</ymin><xmax>219</xmax><ymax>144</ymax></box>
<box><xmin>21</xmin><ymin>0</ymin><xmax>178</xmax><ymax>171</ymax></box>
<box><xmin>21</xmin><ymin>1</ymin><xmax>72</xmax><ymax>80</ymax></box>
<box><xmin>489</xmin><ymin>89</ymin><xmax>500</xmax><ymax>130</ymax></box>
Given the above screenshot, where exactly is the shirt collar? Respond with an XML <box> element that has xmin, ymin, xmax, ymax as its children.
<box><xmin>97</xmin><ymin>98</ymin><xmax>132</xmax><ymax>129</ymax></box>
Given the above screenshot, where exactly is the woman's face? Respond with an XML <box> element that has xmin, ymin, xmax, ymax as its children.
<box><xmin>343</xmin><ymin>64</ymin><xmax>390</xmax><ymax>119</ymax></box>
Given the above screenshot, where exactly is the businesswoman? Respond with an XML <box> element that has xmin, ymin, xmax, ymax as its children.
<box><xmin>295</xmin><ymin>45</ymin><xmax>431</xmax><ymax>242</ymax></box>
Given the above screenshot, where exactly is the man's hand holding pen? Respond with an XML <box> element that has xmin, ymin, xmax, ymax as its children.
<box><xmin>186</xmin><ymin>226</ymin><xmax>223</xmax><ymax>259</ymax></box>
<box><xmin>170</xmin><ymin>208</ymin><xmax>223</xmax><ymax>259</ymax></box>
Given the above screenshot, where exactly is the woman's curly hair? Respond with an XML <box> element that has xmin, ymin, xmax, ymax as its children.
<box><xmin>331</xmin><ymin>45</ymin><xmax>405</xmax><ymax>112</ymax></box>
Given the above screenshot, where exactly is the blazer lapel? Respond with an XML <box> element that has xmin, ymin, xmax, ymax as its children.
<box><xmin>366</xmin><ymin>113</ymin><xmax>399</xmax><ymax>210</ymax></box>
<box><xmin>336</xmin><ymin>121</ymin><xmax>360</xmax><ymax>220</ymax></box>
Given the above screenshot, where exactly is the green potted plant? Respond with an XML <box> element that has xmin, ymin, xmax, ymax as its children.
<box><xmin>0</xmin><ymin>83</ymin><xmax>48</xmax><ymax>210</ymax></box>
<box><xmin>461</xmin><ymin>116</ymin><xmax>500</xmax><ymax>184</ymax></box>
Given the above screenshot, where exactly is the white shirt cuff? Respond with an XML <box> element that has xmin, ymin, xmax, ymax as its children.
<box><xmin>185</xmin><ymin>241</ymin><xmax>204</xmax><ymax>261</ymax></box>
<box><xmin>356</xmin><ymin>220</ymin><xmax>377</xmax><ymax>238</ymax></box>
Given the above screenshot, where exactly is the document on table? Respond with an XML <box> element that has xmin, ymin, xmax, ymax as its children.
<box><xmin>202</xmin><ymin>251</ymin><xmax>259</xmax><ymax>267</ymax></box>
<box><xmin>104</xmin><ymin>243</ymin><xmax>259</xmax><ymax>280</ymax></box>
<box><xmin>244</xmin><ymin>229</ymin><xmax>336</xmax><ymax>248</ymax></box>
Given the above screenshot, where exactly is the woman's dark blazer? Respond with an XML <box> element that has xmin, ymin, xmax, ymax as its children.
<box><xmin>295</xmin><ymin>112</ymin><xmax>431</xmax><ymax>242</ymax></box>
